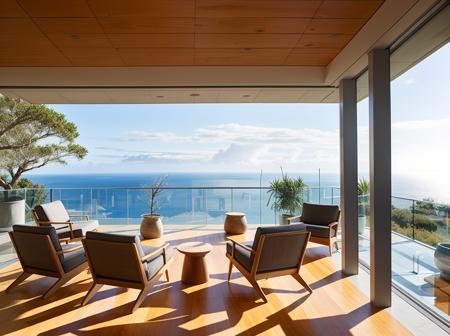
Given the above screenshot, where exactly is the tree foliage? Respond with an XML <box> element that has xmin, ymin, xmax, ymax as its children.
<box><xmin>267</xmin><ymin>169</ymin><xmax>306</xmax><ymax>215</ymax></box>
<box><xmin>0</xmin><ymin>96</ymin><xmax>87</xmax><ymax>190</ymax></box>
<box><xmin>0</xmin><ymin>96</ymin><xmax>78</xmax><ymax>150</ymax></box>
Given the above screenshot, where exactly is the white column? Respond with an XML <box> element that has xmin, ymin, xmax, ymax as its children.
<box><xmin>339</xmin><ymin>78</ymin><xmax>359</xmax><ymax>275</ymax></box>
<box><xmin>368</xmin><ymin>49</ymin><xmax>392</xmax><ymax>307</ymax></box>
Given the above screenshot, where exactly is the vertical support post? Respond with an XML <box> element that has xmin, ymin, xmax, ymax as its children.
<box><xmin>412</xmin><ymin>200</ymin><xmax>415</xmax><ymax>241</ymax></box>
<box><xmin>369</xmin><ymin>48</ymin><xmax>392</xmax><ymax>307</ymax></box>
<box><xmin>339</xmin><ymin>78</ymin><xmax>359</xmax><ymax>275</ymax></box>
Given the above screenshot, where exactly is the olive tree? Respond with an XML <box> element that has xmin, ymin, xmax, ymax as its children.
<box><xmin>0</xmin><ymin>96</ymin><xmax>87</xmax><ymax>190</ymax></box>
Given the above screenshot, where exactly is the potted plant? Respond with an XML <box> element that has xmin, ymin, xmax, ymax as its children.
<box><xmin>267</xmin><ymin>169</ymin><xmax>306</xmax><ymax>225</ymax></box>
<box><xmin>140</xmin><ymin>176</ymin><xmax>167</xmax><ymax>239</ymax></box>
<box><xmin>357</xmin><ymin>178</ymin><xmax>370</xmax><ymax>235</ymax></box>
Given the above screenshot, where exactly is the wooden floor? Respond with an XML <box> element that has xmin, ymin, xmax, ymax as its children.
<box><xmin>0</xmin><ymin>226</ymin><xmax>411</xmax><ymax>336</ymax></box>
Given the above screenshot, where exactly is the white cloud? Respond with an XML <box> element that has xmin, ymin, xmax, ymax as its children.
<box><xmin>121</xmin><ymin>123</ymin><xmax>338</xmax><ymax>146</ymax></box>
<box><xmin>124</xmin><ymin>130</ymin><xmax>186</xmax><ymax>143</ymax></box>
<box><xmin>123</xmin><ymin>151</ymin><xmax>210</xmax><ymax>164</ymax></box>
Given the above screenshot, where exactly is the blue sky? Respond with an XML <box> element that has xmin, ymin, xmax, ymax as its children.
<box><xmin>42</xmin><ymin>43</ymin><xmax>449</xmax><ymax>192</ymax></box>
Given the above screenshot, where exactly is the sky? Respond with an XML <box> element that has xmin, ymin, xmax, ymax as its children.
<box><xmin>39</xmin><ymin>42</ymin><xmax>450</xmax><ymax>195</ymax></box>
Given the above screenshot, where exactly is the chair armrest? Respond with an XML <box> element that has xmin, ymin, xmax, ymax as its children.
<box><xmin>227</xmin><ymin>238</ymin><xmax>256</xmax><ymax>255</ymax></box>
<box><xmin>69</xmin><ymin>214</ymin><xmax>90</xmax><ymax>221</ymax></box>
<box><xmin>37</xmin><ymin>220</ymin><xmax>73</xmax><ymax>225</ymax></box>
<box><xmin>288</xmin><ymin>215</ymin><xmax>302</xmax><ymax>224</ymax></box>
<box><xmin>141</xmin><ymin>243</ymin><xmax>169</xmax><ymax>262</ymax></box>
<box><xmin>56</xmin><ymin>244</ymin><xmax>83</xmax><ymax>255</ymax></box>
<box><xmin>328</xmin><ymin>221</ymin><xmax>339</xmax><ymax>228</ymax></box>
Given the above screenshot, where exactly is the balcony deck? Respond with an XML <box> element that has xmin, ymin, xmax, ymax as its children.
<box><xmin>0</xmin><ymin>225</ymin><xmax>418</xmax><ymax>336</ymax></box>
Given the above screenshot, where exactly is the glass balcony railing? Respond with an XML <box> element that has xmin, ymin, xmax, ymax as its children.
<box><xmin>3</xmin><ymin>186</ymin><xmax>336</xmax><ymax>226</ymax></box>
<box><xmin>356</xmin><ymin>194</ymin><xmax>450</xmax><ymax>247</ymax></box>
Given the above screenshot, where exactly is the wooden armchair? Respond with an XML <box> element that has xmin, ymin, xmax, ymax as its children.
<box><xmin>226</xmin><ymin>224</ymin><xmax>311</xmax><ymax>303</ymax></box>
<box><xmin>32</xmin><ymin>200</ymin><xmax>99</xmax><ymax>242</ymax></box>
<box><xmin>81</xmin><ymin>231</ymin><xmax>173</xmax><ymax>313</ymax></box>
<box><xmin>288</xmin><ymin>203</ymin><xmax>340</xmax><ymax>256</ymax></box>
<box><xmin>7</xmin><ymin>225</ymin><xmax>88</xmax><ymax>298</ymax></box>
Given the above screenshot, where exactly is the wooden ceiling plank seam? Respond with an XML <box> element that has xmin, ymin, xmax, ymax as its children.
<box><xmin>85</xmin><ymin>0</ymin><xmax>126</xmax><ymax>65</ymax></box>
<box><xmin>17</xmin><ymin>0</ymin><xmax>95</xmax><ymax>18</ymax></box>
<box><xmin>8</xmin><ymin>2</ymin><xmax>74</xmax><ymax>66</ymax></box>
<box><xmin>284</xmin><ymin>0</ymin><xmax>324</xmax><ymax>65</ymax></box>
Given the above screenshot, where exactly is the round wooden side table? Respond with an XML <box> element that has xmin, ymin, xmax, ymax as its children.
<box><xmin>177</xmin><ymin>242</ymin><xmax>212</xmax><ymax>285</ymax></box>
<box><xmin>224</xmin><ymin>212</ymin><xmax>247</xmax><ymax>234</ymax></box>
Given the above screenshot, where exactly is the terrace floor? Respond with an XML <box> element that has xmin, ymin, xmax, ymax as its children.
<box><xmin>0</xmin><ymin>225</ymin><xmax>444</xmax><ymax>336</ymax></box>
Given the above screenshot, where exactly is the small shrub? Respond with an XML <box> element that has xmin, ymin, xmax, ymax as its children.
<box><xmin>414</xmin><ymin>214</ymin><xmax>438</xmax><ymax>232</ymax></box>
<box><xmin>391</xmin><ymin>208</ymin><xmax>412</xmax><ymax>228</ymax></box>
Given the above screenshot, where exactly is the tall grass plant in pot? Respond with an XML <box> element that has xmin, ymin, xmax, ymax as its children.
<box><xmin>267</xmin><ymin>170</ymin><xmax>306</xmax><ymax>225</ymax></box>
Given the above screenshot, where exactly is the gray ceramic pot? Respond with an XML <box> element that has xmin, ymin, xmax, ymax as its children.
<box><xmin>0</xmin><ymin>199</ymin><xmax>25</xmax><ymax>231</ymax></box>
<box><xmin>434</xmin><ymin>243</ymin><xmax>450</xmax><ymax>281</ymax></box>
<box><xmin>140</xmin><ymin>215</ymin><xmax>163</xmax><ymax>239</ymax></box>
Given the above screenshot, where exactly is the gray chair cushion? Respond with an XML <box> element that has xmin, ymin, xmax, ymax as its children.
<box><xmin>226</xmin><ymin>241</ymin><xmax>253</xmax><ymax>272</ymax></box>
<box><xmin>251</xmin><ymin>224</ymin><xmax>306</xmax><ymax>250</ymax></box>
<box><xmin>57</xmin><ymin>220</ymin><xmax>99</xmax><ymax>239</ymax></box>
<box><xmin>305</xmin><ymin>224</ymin><xmax>335</xmax><ymax>238</ymax></box>
<box><xmin>84</xmin><ymin>231</ymin><xmax>171</xmax><ymax>283</ymax></box>
<box><xmin>85</xmin><ymin>230</ymin><xmax>145</xmax><ymax>255</ymax></box>
<box><xmin>34</xmin><ymin>201</ymin><xmax>70</xmax><ymax>222</ymax></box>
<box><xmin>12</xmin><ymin>225</ymin><xmax>64</xmax><ymax>271</ymax></box>
<box><xmin>257</xmin><ymin>229</ymin><xmax>310</xmax><ymax>274</ymax></box>
<box><xmin>301</xmin><ymin>203</ymin><xmax>339</xmax><ymax>226</ymax></box>
<box><xmin>143</xmin><ymin>245</ymin><xmax>172</xmax><ymax>279</ymax></box>
<box><xmin>62</xmin><ymin>247</ymin><xmax>87</xmax><ymax>272</ymax></box>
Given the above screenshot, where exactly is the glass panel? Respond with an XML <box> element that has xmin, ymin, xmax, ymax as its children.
<box><xmin>357</xmin><ymin>70</ymin><xmax>370</xmax><ymax>268</ymax></box>
<box><xmin>390</xmin><ymin>6</ymin><xmax>450</xmax><ymax>322</ymax></box>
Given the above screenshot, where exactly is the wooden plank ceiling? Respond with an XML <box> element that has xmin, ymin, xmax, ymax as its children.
<box><xmin>0</xmin><ymin>0</ymin><xmax>384</xmax><ymax>67</ymax></box>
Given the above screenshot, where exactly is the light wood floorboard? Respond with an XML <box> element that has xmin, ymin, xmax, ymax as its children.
<box><xmin>0</xmin><ymin>227</ymin><xmax>411</xmax><ymax>335</ymax></box>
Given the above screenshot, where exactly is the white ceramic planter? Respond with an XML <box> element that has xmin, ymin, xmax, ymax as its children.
<box><xmin>0</xmin><ymin>199</ymin><xmax>25</xmax><ymax>231</ymax></box>
<box><xmin>140</xmin><ymin>215</ymin><xmax>163</xmax><ymax>239</ymax></box>
<box><xmin>279</xmin><ymin>214</ymin><xmax>291</xmax><ymax>225</ymax></box>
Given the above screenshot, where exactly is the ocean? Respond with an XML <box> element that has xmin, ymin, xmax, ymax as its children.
<box><xmin>23</xmin><ymin>172</ymin><xmax>449</xmax><ymax>225</ymax></box>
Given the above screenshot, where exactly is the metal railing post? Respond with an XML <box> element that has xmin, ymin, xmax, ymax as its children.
<box><xmin>231</xmin><ymin>188</ymin><xmax>234</xmax><ymax>211</ymax></box>
<box><xmin>331</xmin><ymin>187</ymin><xmax>334</xmax><ymax>205</ymax></box>
<box><xmin>412</xmin><ymin>200</ymin><xmax>415</xmax><ymax>241</ymax></box>
<box><xmin>126</xmin><ymin>188</ymin><xmax>130</xmax><ymax>225</ymax></box>
<box><xmin>50</xmin><ymin>188</ymin><xmax>54</xmax><ymax>202</ymax></box>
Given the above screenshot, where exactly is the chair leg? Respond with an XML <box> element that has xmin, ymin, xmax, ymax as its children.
<box><xmin>292</xmin><ymin>273</ymin><xmax>313</xmax><ymax>294</ymax></box>
<box><xmin>82</xmin><ymin>283</ymin><xmax>103</xmax><ymax>306</ymax></box>
<box><xmin>249</xmin><ymin>279</ymin><xmax>267</xmax><ymax>303</ymax></box>
<box><xmin>227</xmin><ymin>261</ymin><xmax>233</xmax><ymax>281</ymax></box>
<box><xmin>6</xmin><ymin>271</ymin><xmax>31</xmax><ymax>292</ymax></box>
<box><xmin>131</xmin><ymin>286</ymin><xmax>149</xmax><ymax>313</ymax></box>
<box><xmin>42</xmin><ymin>276</ymin><xmax>70</xmax><ymax>299</ymax></box>
<box><xmin>334</xmin><ymin>240</ymin><xmax>339</xmax><ymax>251</ymax></box>
<box><xmin>328</xmin><ymin>242</ymin><xmax>333</xmax><ymax>256</ymax></box>
<box><xmin>165</xmin><ymin>269</ymin><xmax>170</xmax><ymax>282</ymax></box>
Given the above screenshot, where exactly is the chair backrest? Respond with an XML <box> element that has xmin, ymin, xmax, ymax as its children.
<box><xmin>301</xmin><ymin>203</ymin><xmax>340</xmax><ymax>226</ymax></box>
<box><xmin>34</xmin><ymin>200</ymin><xmax>70</xmax><ymax>222</ymax></box>
<box><xmin>83</xmin><ymin>231</ymin><xmax>147</xmax><ymax>284</ymax></box>
<box><xmin>10</xmin><ymin>225</ymin><xmax>63</xmax><ymax>273</ymax></box>
<box><xmin>252</xmin><ymin>224</ymin><xmax>309</xmax><ymax>274</ymax></box>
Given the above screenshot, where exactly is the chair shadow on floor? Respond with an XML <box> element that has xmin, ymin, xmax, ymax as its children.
<box><xmin>0</xmin><ymin>230</ymin><xmax>368</xmax><ymax>336</ymax></box>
